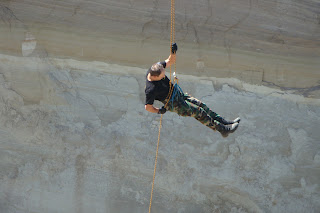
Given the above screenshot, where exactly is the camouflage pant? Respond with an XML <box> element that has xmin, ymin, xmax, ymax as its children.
<box><xmin>163</xmin><ymin>88</ymin><xmax>223</xmax><ymax>131</ymax></box>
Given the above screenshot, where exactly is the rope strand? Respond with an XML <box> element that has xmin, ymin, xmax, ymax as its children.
<box><xmin>148</xmin><ymin>0</ymin><xmax>175</xmax><ymax>212</ymax></box>
<box><xmin>148</xmin><ymin>113</ymin><xmax>163</xmax><ymax>213</ymax></box>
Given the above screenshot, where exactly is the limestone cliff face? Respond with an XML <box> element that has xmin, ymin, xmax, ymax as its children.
<box><xmin>0</xmin><ymin>0</ymin><xmax>319</xmax><ymax>96</ymax></box>
<box><xmin>0</xmin><ymin>1</ymin><xmax>320</xmax><ymax>213</ymax></box>
<box><xmin>0</xmin><ymin>54</ymin><xmax>319</xmax><ymax>213</ymax></box>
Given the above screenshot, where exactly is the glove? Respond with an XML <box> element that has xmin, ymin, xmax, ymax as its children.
<box><xmin>158</xmin><ymin>106</ymin><xmax>167</xmax><ymax>114</ymax></box>
<box><xmin>171</xmin><ymin>43</ymin><xmax>178</xmax><ymax>54</ymax></box>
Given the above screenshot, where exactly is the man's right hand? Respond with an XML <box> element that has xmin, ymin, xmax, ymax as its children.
<box><xmin>158</xmin><ymin>106</ymin><xmax>167</xmax><ymax>114</ymax></box>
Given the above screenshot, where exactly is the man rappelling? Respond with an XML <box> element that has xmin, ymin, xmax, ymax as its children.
<box><xmin>144</xmin><ymin>43</ymin><xmax>240</xmax><ymax>137</ymax></box>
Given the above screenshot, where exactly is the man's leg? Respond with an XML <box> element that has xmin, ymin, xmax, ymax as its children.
<box><xmin>168</xmin><ymin>98</ymin><xmax>238</xmax><ymax>137</ymax></box>
<box><xmin>165</xmin><ymin>93</ymin><xmax>216</xmax><ymax>127</ymax></box>
<box><xmin>185</xmin><ymin>95</ymin><xmax>240</xmax><ymax>125</ymax></box>
<box><xmin>173</xmin><ymin>100</ymin><xmax>219</xmax><ymax>130</ymax></box>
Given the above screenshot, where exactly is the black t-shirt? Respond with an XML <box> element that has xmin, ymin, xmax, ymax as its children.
<box><xmin>145</xmin><ymin>61</ymin><xmax>173</xmax><ymax>105</ymax></box>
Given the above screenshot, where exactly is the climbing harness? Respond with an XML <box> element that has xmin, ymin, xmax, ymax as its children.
<box><xmin>148</xmin><ymin>0</ymin><xmax>177</xmax><ymax>212</ymax></box>
<box><xmin>169</xmin><ymin>83</ymin><xmax>183</xmax><ymax>110</ymax></box>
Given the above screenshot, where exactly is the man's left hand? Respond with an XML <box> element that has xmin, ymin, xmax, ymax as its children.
<box><xmin>171</xmin><ymin>43</ymin><xmax>178</xmax><ymax>54</ymax></box>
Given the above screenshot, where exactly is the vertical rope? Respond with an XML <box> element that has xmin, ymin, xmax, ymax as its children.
<box><xmin>171</xmin><ymin>0</ymin><xmax>176</xmax><ymax>84</ymax></box>
<box><xmin>148</xmin><ymin>0</ymin><xmax>175</xmax><ymax>212</ymax></box>
<box><xmin>148</xmin><ymin>113</ymin><xmax>163</xmax><ymax>213</ymax></box>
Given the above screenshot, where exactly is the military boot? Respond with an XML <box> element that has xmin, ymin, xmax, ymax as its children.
<box><xmin>215</xmin><ymin>122</ymin><xmax>239</xmax><ymax>138</ymax></box>
<box><xmin>215</xmin><ymin>116</ymin><xmax>241</xmax><ymax>125</ymax></box>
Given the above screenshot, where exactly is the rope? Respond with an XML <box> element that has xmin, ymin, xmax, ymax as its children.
<box><xmin>148</xmin><ymin>0</ymin><xmax>175</xmax><ymax>212</ymax></box>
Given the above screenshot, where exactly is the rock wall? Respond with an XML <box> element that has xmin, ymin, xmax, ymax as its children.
<box><xmin>0</xmin><ymin>54</ymin><xmax>319</xmax><ymax>213</ymax></box>
<box><xmin>0</xmin><ymin>0</ymin><xmax>319</xmax><ymax>97</ymax></box>
<box><xmin>0</xmin><ymin>0</ymin><xmax>320</xmax><ymax>213</ymax></box>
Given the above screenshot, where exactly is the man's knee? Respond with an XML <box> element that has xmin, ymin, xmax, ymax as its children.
<box><xmin>187</xmin><ymin>96</ymin><xmax>203</xmax><ymax>105</ymax></box>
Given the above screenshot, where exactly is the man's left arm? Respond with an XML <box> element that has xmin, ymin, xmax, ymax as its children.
<box><xmin>165</xmin><ymin>43</ymin><xmax>177</xmax><ymax>66</ymax></box>
<box><xmin>165</xmin><ymin>54</ymin><xmax>176</xmax><ymax>67</ymax></box>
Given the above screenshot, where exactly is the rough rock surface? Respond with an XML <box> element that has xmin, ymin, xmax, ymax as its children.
<box><xmin>0</xmin><ymin>54</ymin><xmax>319</xmax><ymax>213</ymax></box>
<box><xmin>0</xmin><ymin>0</ymin><xmax>320</xmax><ymax>213</ymax></box>
<box><xmin>0</xmin><ymin>0</ymin><xmax>319</xmax><ymax>97</ymax></box>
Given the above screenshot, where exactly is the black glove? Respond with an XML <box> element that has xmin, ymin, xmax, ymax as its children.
<box><xmin>171</xmin><ymin>43</ymin><xmax>178</xmax><ymax>54</ymax></box>
<box><xmin>158</xmin><ymin>106</ymin><xmax>167</xmax><ymax>114</ymax></box>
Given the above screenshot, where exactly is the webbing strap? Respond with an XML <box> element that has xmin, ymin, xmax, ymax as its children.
<box><xmin>170</xmin><ymin>83</ymin><xmax>183</xmax><ymax>110</ymax></box>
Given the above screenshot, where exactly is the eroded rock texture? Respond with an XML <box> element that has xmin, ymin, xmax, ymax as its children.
<box><xmin>0</xmin><ymin>0</ymin><xmax>319</xmax><ymax>96</ymax></box>
<box><xmin>0</xmin><ymin>1</ymin><xmax>319</xmax><ymax>213</ymax></box>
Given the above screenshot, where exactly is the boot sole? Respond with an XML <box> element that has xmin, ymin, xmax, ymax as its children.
<box><xmin>233</xmin><ymin>117</ymin><xmax>241</xmax><ymax>124</ymax></box>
